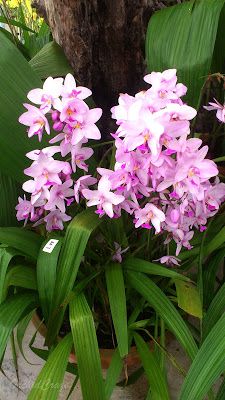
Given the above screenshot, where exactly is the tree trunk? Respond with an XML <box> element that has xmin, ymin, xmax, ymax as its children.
<box><xmin>33</xmin><ymin>0</ymin><xmax>177</xmax><ymax>132</ymax></box>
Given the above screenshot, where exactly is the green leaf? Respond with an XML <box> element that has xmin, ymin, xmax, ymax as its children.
<box><xmin>146</xmin><ymin>0</ymin><xmax>225</xmax><ymax>108</ymax></box>
<box><xmin>47</xmin><ymin>209</ymin><xmax>101</xmax><ymax>344</ymax></box>
<box><xmin>0</xmin><ymin>293</ymin><xmax>37</xmax><ymax>362</ymax></box>
<box><xmin>215</xmin><ymin>377</ymin><xmax>225</xmax><ymax>400</ymax></box>
<box><xmin>180</xmin><ymin>312</ymin><xmax>225</xmax><ymax>400</ymax></box>
<box><xmin>134</xmin><ymin>332</ymin><xmax>169</xmax><ymax>400</ymax></box>
<box><xmin>3</xmin><ymin>265</ymin><xmax>37</xmax><ymax>297</ymax></box>
<box><xmin>0</xmin><ymin>172</ymin><xmax>20</xmax><ymax>226</ymax></box>
<box><xmin>29</xmin><ymin>41</ymin><xmax>73</xmax><ymax>79</ymax></box>
<box><xmin>0</xmin><ymin>227</ymin><xmax>43</xmax><ymax>260</ymax></box>
<box><xmin>0</xmin><ymin>31</ymin><xmax>46</xmax><ymax>182</ymax></box>
<box><xmin>174</xmin><ymin>280</ymin><xmax>202</xmax><ymax>319</ymax></box>
<box><xmin>124</xmin><ymin>257</ymin><xmax>190</xmax><ymax>281</ymax></box>
<box><xmin>29</xmin><ymin>346</ymin><xmax>78</xmax><ymax>376</ymax></box>
<box><xmin>204</xmin><ymin>226</ymin><xmax>225</xmax><ymax>256</ymax></box>
<box><xmin>105</xmin><ymin>262</ymin><xmax>128</xmax><ymax>357</ymax></box>
<box><xmin>17</xmin><ymin>310</ymin><xmax>35</xmax><ymax>364</ymax></box>
<box><xmin>28</xmin><ymin>334</ymin><xmax>73</xmax><ymax>400</ymax></box>
<box><xmin>69</xmin><ymin>293</ymin><xmax>105</xmax><ymax>400</ymax></box>
<box><xmin>0</xmin><ymin>247</ymin><xmax>19</xmax><ymax>303</ymax></box>
<box><xmin>105</xmin><ymin>349</ymin><xmax>123</xmax><ymax>400</ymax></box>
<box><xmin>37</xmin><ymin>236</ymin><xmax>62</xmax><ymax>322</ymax></box>
<box><xmin>203</xmin><ymin>247</ymin><xmax>225</xmax><ymax>308</ymax></box>
<box><xmin>203</xmin><ymin>281</ymin><xmax>225</xmax><ymax>339</ymax></box>
<box><xmin>127</xmin><ymin>271</ymin><xmax>198</xmax><ymax>360</ymax></box>
<box><xmin>0</xmin><ymin>16</ymin><xmax>35</xmax><ymax>33</ymax></box>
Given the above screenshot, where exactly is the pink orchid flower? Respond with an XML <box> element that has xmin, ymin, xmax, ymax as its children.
<box><xmin>134</xmin><ymin>203</ymin><xmax>165</xmax><ymax>232</ymax></box>
<box><xmin>27</xmin><ymin>76</ymin><xmax>63</xmax><ymax>113</ymax></box>
<box><xmin>204</xmin><ymin>98</ymin><xmax>225</xmax><ymax>123</ymax></box>
<box><xmin>62</xmin><ymin>73</ymin><xmax>92</xmax><ymax>100</ymax></box>
<box><xmin>82</xmin><ymin>175</ymin><xmax>125</xmax><ymax>218</ymax></box>
<box><xmin>19</xmin><ymin>104</ymin><xmax>50</xmax><ymax>141</ymax></box>
<box><xmin>45</xmin><ymin>179</ymin><xmax>74</xmax><ymax>213</ymax></box>
<box><xmin>74</xmin><ymin>175</ymin><xmax>97</xmax><ymax>203</ymax></box>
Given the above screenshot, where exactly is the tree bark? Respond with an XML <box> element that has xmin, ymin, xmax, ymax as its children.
<box><xmin>33</xmin><ymin>0</ymin><xmax>178</xmax><ymax>132</ymax></box>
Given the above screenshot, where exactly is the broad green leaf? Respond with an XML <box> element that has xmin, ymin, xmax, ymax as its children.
<box><xmin>37</xmin><ymin>236</ymin><xmax>62</xmax><ymax>322</ymax></box>
<box><xmin>0</xmin><ymin>227</ymin><xmax>43</xmax><ymax>260</ymax></box>
<box><xmin>0</xmin><ymin>31</ymin><xmax>46</xmax><ymax>182</ymax></box>
<box><xmin>205</xmin><ymin>226</ymin><xmax>225</xmax><ymax>256</ymax></box>
<box><xmin>105</xmin><ymin>349</ymin><xmax>123</xmax><ymax>400</ymax></box>
<box><xmin>134</xmin><ymin>333</ymin><xmax>169</xmax><ymax>400</ymax></box>
<box><xmin>0</xmin><ymin>172</ymin><xmax>20</xmax><ymax>226</ymax></box>
<box><xmin>28</xmin><ymin>334</ymin><xmax>73</xmax><ymax>400</ymax></box>
<box><xmin>29</xmin><ymin>41</ymin><xmax>73</xmax><ymax>79</ymax></box>
<box><xmin>105</xmin><ymin>262</ymin><xmax>128</xmax><ymax>357</ymax></box>
<box><xmin>70</xmin><ymin>293</ymin><xmax>105</xmax><ymax>400</ymax></box>
<box><xmin>203</xmin><ymin>281</ymin><xmax>225</xmax><ymax>339</ymax></box>
<box><xmin>29</xmin><ymin>345</ymin><xmax>78</xmax><ymax>376</ymax></box>
<box><xmin>174</xmin><ymin>280</ymin><xmax>202</xmax><ymax>319</ymax></box>
<box><xmin>0</xmin><ymin>293</ymin><xmax>37</xmax><ymax>362</ymax></box>
<box><xmin>0</xmin><ymin>247</ymin><xmax>19</xmax><ymax>303</ymax></box>
<box><xmin>180</xmin><ymin>312</ymin><xmax>225</xmax><ymax>400</ymax></box>
<box><xmin>127</xmin><ymin>271</ymin><xmax>198</xmax><ymax>360</ymax></box>
<box><xmin>146</xmin><ymin>0</ymin><xmax>225</xmax><ymax>108</ymax></box>
<box><xmin>3</xmin><ymin>265</ymin><xmax>37</xmax><ymax>297</ymax></box>
<box><xmin>124</xmin><ymin>257</ymin><xmax>190</xmax><ymax>281</ymax></box>
<box><xmin>47</xmin><ymin>209</ymin><xmax>101</xmax><ymax>344</ymax></box>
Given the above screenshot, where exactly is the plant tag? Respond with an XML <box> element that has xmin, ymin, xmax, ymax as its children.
<box><xmin>43</xmin><ymin>239</ymin><xmax>59</xmax><ymax>253</ymax></box>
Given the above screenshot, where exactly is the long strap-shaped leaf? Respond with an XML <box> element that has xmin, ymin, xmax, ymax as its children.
<box><xmin>28</xmin><ymin>334</ymin><xmax>73</xmax><ymax>400</ymax></box>
<box><xmin>69</xmin><ymin>293</ymin><xmax>105</xmax><ymax>400</ymax></box>
<box><xmin>105</xmin><ymin>348</ymin><xmax>123</xmax><ymax>400</ymax></box>
<box><xmin>127</xmin><ymin>271</ymin><xmax>198</xmax><ymax>360</ymax></box>
<box><xmin>124</xmin><ymin>257</ymin><xmax>190</xmax><ymax>281</ymax></box>
<box><xmin>0</xmin><ymin>292</ymin><xmax>37</xmax><ymax>362</ymax></box>
<box><xmin>47</xmin><ymin>209</ymin><xmax>101</xmax><ymax>344</ymax></box>
<box><xmin>134</xmin><ymin>332</ymin><xmax>170</xmax><ymax>400</ymax></box>
<box><xmin>3</xmin><ymin>265</ymin><xmax>37</xmax><ymax>299</ymax></box>
<box><xmin>37</xmin><ymin>235</ymin><xmax>62</xmax><ymax>322</ymax></box>
<box><xmin>0</xmin><ymin>227</ymin><xmax>43</xmax><ymax>260</ymax></box>
<box><xmin>0</xmin><ymin>247</ymin><xmax>19</xmax><ymax>303</ymax></box>
<box><xmin>105</xmin><ymin>262</ymin><xmax>128</xmax><ymax>357</ymax></box>
<box><xmin>180</xmin><ymin>312</ymin><xmax>225</xmax><ymax>400</ymax></box>
<box><xmin>203</xmin><ymin>281</ymin><xmax>225</xmax><ymax>339</ymax></box>
<box><xmin>146</xmin><ymin>0</ymin><xmax>225</xmax><ymax>109</ymax></box>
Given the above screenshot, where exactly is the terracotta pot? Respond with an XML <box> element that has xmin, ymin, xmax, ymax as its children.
<box><xmin>32</xmin><ymin>312</ymin><xmax>148</xmax><ymax>369</ymax></box>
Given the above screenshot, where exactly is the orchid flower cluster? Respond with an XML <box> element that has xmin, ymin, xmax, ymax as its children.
<box><xmin>16</xmin><ymin>70</ymin><xmax>225</xmax><ymax>256</ymax></box>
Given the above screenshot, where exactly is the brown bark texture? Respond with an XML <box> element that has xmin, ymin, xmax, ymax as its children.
<box><xmin>33</xmin><ymin>0</ymin><xmax>179</xmax><ymax>131</ymax></box>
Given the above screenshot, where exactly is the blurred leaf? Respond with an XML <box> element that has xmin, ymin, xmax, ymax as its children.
<box><xmin>47</xmin><ymin>209</ymin><xmax>101</xmax><ymax>345</ymax></box>
<box><xmin>28</xmin><ymin>334</ymin><xmax>73</xmax><ymax>400</ymax></box>
<box><xmin>203</xmin><ymin>247</ymin><xmax>225</xmax><ymax>308</ymax></box>
<box><xmin>105</xmin><ymin>262</ymin><xmax>128</xmax><ymax>357</ymax></box>
<box><xmin>134</xmin><ymin>332</ymin><xmax>169</xmax><ymax>400</ymax></box>
<box><xmin>127</xmin><ymin>271</ymin><xmax>198</xmax><ymax>360</ymax></box>
<box><xmin>0</xmin><ymin>16</ymin><xmax>35</xmax><ymax>33</ymax></box>
<box><xmin>0</xmin><ymin>172</ymin><xmax>20</xmax><ymax>226</ymax></box>
<box><xmin>180</xmin><ymin>312</ymin><xmax>225</xmax><ymax>400</ymax></box>
<box><xmin>146</xmin><ymin>0</ymin><xmax>225</xmax><ymax>108</ymax></box>
<box><xmin>0</xmin><ymin>31</ymin><xmax>47</xmax><ymax>182</ymax></box>
<box><xmin>203</xmin><ymin>281</ymin><xmax>225</xmax><ymax>339</ymax></box>
<box><xmin>0</xmin><ymin>293</ymin><xmax>37</xmax><ymax>362</ymax></box>
<box><xmin>216</xmin><ymin>377</ymin><xmax>225</xmax><ymax>400</ymax></box>
<box><xmin>124</xmin><ymin>257</ymin><xmax>190</xmax><ymax>281</ymax></box>
<box><xmin>174</xmin><ymin>280</ymin><xmax>202</xmax><ymax>318</ymax></box>
<box><xmin>0</xmin><ymin>227</ymin><xmax>43</xmax><ymax>260</ymax></box>
<box><xmin>70</xmin><ymin>293</ymin><xmax>105</xmax><ymax>400</ymax></box>
<box><xmin>37</xmin><ymin>236</ymin><xmax>62</xmax><ymax>322</ymax></box>
<box><xmin>29</xmin><ymin>41</ymin><xmax>73</xmax><ymax>79</ymax></box>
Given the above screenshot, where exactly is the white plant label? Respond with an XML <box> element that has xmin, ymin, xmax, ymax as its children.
<box><xmin>43</xmin><ymin>239</ymin><xmax>59</xmax><ymax>253</ymax></box>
